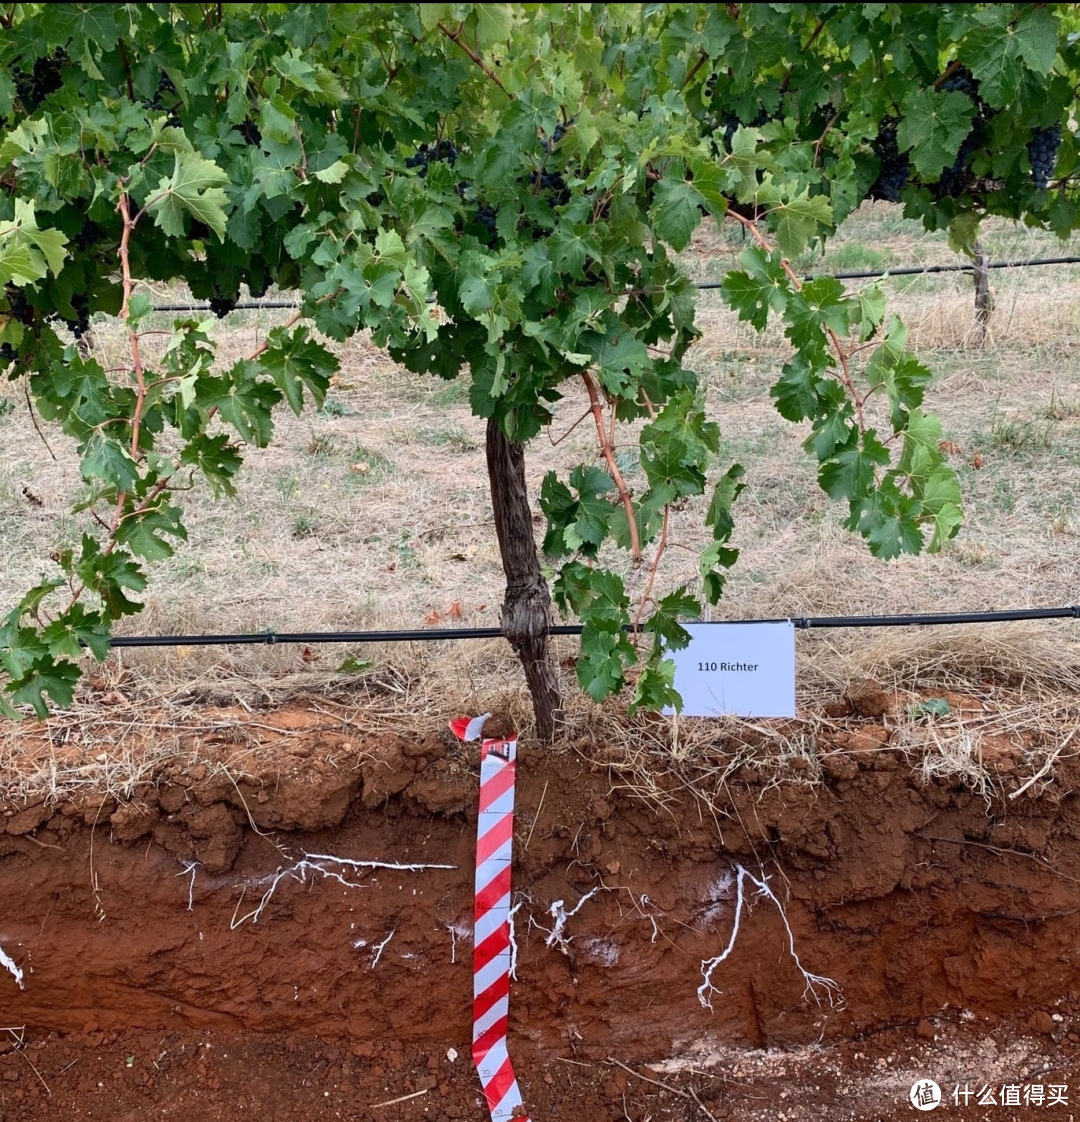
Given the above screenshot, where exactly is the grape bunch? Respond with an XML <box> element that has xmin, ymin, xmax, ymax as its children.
<box><xmin>236</xmin><ymin>120</ymin><xmax>262</xmax><ymax>147</ymax></box>
<box><xmin>13</xmin><ymin>48</ymin><xmax>67</xmax><ymax>113</ymax></box>
<box><xmin>140</xmin><ymin>73</ymin><xmax>182</xmax><ymax>128</ymax></box>
<box><xmin>64</xmin><ymin>292</ymin><xmax>92</xmax><ymax>341</ymax></box>
<box><xmin>868</xmin><ymin>117</ymin><xmax>910</xmax><ymax>202</ymax></box>
<box><xmin>405</xmin><ymin>138</ymin><xmax>459</xmax><ymax>176</ymax></box>
<box><xmin>1</xmin><ymin>286</ymin><xmax>34</xmax><ymax>367</ymax></box>
<box><xmin>209</xmin><ymin>296</ymin><xmax>238</xmax><ymax>319</ymax></box>
<box><xmin>1028</xmin><ymin>124</ymin><xmax>1062</xmax><ymax>190</ymax></box>
<box><xmin>475</xmin><ymin>204</ymin><xmax>498</xmax><ymax>239</ymax></box>
<box><xmin>930</xmin><ymin>66</ymin><xmax>989</xmax><ymax>200</ymax></box>
<box><xmin>933</xmin><ymin>125</ymin><xmax>984</xmax><ymax>199</ymax></box>
<box><xmin>539</xmin><ymin>120</ymin><xmax>570</xmax><ymax>152</ymax></box>
<box><xmin>939</xmin><ymin>68</ymin><xmax>978</xmax><ymax>99</ymax></box>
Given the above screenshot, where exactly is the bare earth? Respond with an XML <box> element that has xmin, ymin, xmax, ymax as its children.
<box><xmin>1</xmin><ymin>687</ymin><xmax>1078</xmax><ymax>1122</ymax></box>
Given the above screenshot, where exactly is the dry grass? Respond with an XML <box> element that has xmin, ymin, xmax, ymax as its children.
<box><xmin>2</xmin><ymin>203</ymin><xmax>1080</xmax><ymax>796</ymax></box>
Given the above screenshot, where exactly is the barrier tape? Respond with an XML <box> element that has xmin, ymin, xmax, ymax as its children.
<box><xmin>450</xmin><ymin>713</ymin><xmax>530</xmax><ymax>1122</ymax></box>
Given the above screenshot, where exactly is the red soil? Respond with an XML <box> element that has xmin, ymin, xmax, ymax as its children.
<box><xmin>0</xmin><ymin>696</ymin><xmax>1077</xmax><ymax>1120</ymax></box>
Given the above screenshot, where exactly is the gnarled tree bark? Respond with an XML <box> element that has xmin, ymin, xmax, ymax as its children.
<box><xmin>485</xmin><ymin>416</ymin><xmax>562</xmax><ymax>741</ymax></box>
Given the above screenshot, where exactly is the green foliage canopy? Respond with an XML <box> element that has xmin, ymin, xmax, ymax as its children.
<box><xmin>2</xmin><ymin>2</ymin><xmax>1078</xmax><ymax>718</ymax></box>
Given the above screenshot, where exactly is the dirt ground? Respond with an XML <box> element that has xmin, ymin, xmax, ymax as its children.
<box><xmin>1</xmin><ymin>687</ymin><xmax>1078</xmax><ymax>1121</ymax></box>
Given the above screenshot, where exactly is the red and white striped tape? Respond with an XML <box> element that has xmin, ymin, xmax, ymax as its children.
<box><xmin>450</xmin><ymin>713</ymin><xmax>530</xmax><ymax>1122</ymax></box>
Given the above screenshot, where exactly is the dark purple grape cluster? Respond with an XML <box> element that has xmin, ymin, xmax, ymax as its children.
<box><xmin>236</xmin><ymin>120</ymin><xmax>262</xmax><ymax>147</ymax></box>
<box><xmin>933</xmin><ymin>125</ymin><xmax>983</xmax><ymax>198</ymax></box>
<box><xmin>208</xmin><ymin>296</ymin><xmax>237</xmax><ymax>318</ymax></box>
<box><xmin>141</xmin><ymin>74</ymin><xmax>182</xmax><ymax>128</ymax></box>
<box><xmin>939</xmin><ymin>69</ymin><xmax>978</xmax><ymax>99</ymax></box>
<box><xmin>540</xmin><ymin>120</ymin><xmax>571</xmax><ymax>152</ymax></box>
<box><xmin>72</xmin><ymin>221</ymin><xmax>106</xmax><ymax>253</ymax></box>
<box><xmin>3</xmin><ymin>285</ymin><xmax>32</xmax><ymax>326</ymax></box>
<box><xmin>68</xmin><ymin>292</ymin><xmax>91</xmax><ymax>340</ymax></box>
<box><xmin>475</xmin><ymin>204</ymin><xmax>498</xmax><ymax>238</ymax></box>
<box><xmin>13</xmin><ymin>48</ymin><xmax>67</xmax><ymax>113</ymax></box>
<box><xmin>929</xmin><ymin>65</ymin><xmax>988</xmax><ymax>199</ymax></box>
<box><xmin>405</xmin><ymin>139</ymin><xmax>459</xmax><ymax>176</ymax></box>
<box><xmin>1</xmin><ymin>285</ymin><xmax>32</xmax><ymax>366</ymax></box>
<box><xmin>1028</xmin><ymin>124</ymin><xmax>1062</xmax><ymax>190</ymax></box>
<box><xmin>868</xmin><ymin>116</ymin><xmax>910</xmax><ymax>202</ymax></box>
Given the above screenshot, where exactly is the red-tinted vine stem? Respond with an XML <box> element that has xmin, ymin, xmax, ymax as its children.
<box><xmin>115</xmin><ymin>190</ymin><xmax>149</xmax><ymax>532</ymax></box>
<box><xmin>632</xmin><ymin>506</ymin><xmax>669</xmax><ymax>635</ymax></box>
<box><xmin>437</xmin><ymin>22</ymin><xmax>514</xmax><ymax>98</ymax></box>
<box><xmin>726</xmin><ymin>209</ymin><xmax>866</xmax><ymax>432</ymax></box>
<box><xmin>582</xmin><ymin>372</ymin><xmax>641</xmax><ymax>562</ymax></box>
<box><xmin>632</xmin><ymin>389</ymin><xmax>666</xmax><ymax>633</ymax></box>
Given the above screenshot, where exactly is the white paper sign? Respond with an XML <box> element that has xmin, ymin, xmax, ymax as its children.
<box><xmin>668</xmin><ymin>621</ymin><xmax>795</xmax><ymax>718</ymax></box>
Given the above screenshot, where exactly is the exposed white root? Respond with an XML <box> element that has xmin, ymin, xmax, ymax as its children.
<box><xmin>303</xmin><ymin>853</ymin><xmax>457</xmax><ymax>873</ymax></box>
<box><xmin>176</xmin><ymin>861</ymin><xmax>200</xmax><ymax>911</ymax></box>
<box><xmin>229</xmin><ymin>852</ymin><xmax>457</xmax><ymax>929</ymax></box>
<box><xmin>507</xmin><ymin>899</ymin><xmax>525</xmax><ymax>979</ymax></box>
<box><xmin>445</xmin><ymin>920</ymin><xmax>471</xmax><ymax>964</ymax></box>
<box><xmin>369</xmin><ymin>928</ymin><xmax>395</xmax><ymax>969</ymax></box>
<box><xmin>544</xmin><ymin>887</ymin><xmax>600</xmax><ymax>953</ymax></box>
<box><xmin>0</xmin><ymin>945</ymin><xmax>25</xmax><ymax>990</ymax></box>
<box><xmin>697</xmin><ymin>864</ymin><xmax>841</xmax><ymax>1011</ymax></box>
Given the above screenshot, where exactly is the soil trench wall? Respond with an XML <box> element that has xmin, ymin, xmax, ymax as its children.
<box><xmin>2</xmin><ymin>727</ymin><xmax>1079</xmax><ymax>1060</ymax></box>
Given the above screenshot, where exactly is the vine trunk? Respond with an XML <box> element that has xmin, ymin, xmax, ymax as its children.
<box><xmin>485</xmin><ymin>416</ymin><xmax>562</xmax><ymax>740</ymax></box>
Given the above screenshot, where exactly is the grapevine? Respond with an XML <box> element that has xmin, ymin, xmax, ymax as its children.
<box><xmin>1</xmin><ymin>3</ymin><xmax>1079</xmax><ymax>733</ymax></box>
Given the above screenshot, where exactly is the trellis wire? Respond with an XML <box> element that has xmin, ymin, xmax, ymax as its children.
<box><xmin>103</xmin><ymin>605</ymin><xmax>1080</xmax><ymax>650</ymax></box>
<box><xmin>147</xmin><ymin>255</ymin><xmax>1080</xmax><ymax>314</ymax></box>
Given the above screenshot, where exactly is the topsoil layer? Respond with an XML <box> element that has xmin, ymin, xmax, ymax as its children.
<box><xmin>0</xmin><ymin>690</ymin><xmax>1078</xmax><ymax>1121</ymax></box>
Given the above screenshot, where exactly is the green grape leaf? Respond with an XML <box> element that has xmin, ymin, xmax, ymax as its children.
<box><xmin>150</xmin><ymin>151</ymin><xmax>230</xmax><ymax>241</ymax></box>
<box><xmin>650</xmin><ymin>178</ymin><xmax>704</xmax><ymax>252</ymax></box>
<box><xmin>41</xmin><ymin>604</ymin><xmax>112</xmax><ymax>661</ymax></box>
<box><xmin>896</xmin><ymin>89</ymin><xmax>977</xmax><ymax>180</ymax></box>
<box><xmin>965</xmin><ymin>6</ymin><xmax>1058</xmax><ymax>108</ymax></box>
<box><xmin>81</xmin><ymin>434</ymin><xmax>139</xmax><ymax>490</ymax></box>
<box><xmin>260</xmin><ymin>327</ymin><xmax>338</xmax><ymax>414</ymax></box>
<box><xmin>576</xmin><ymin>622</ymin><xmax>636</xmax><ymax>702</ymax></box>
<box><xmin>8</xmin><ymin>657</ymin><xmax>82</xmax><ymax>719</ymax></box>
<box><xmin>818</xmin><ymin>432</ymin><xmax>890</xmax><ymax>501</ymax></box>
<box><xmin>178</xmin><ymin>434</ymin><xmax>243</xmax><ymax>497</ymax></box>
<box><xmin>721</xmin><ymin>246</ymin><xmax>789</xmax><ymax>330</ymax></box>
<box><xmin>630</xmin><ymin>657</ymin><xmax>681</xmax><ymax>714</ymax></box>
<box><xmin>768</xmin><ymin>190</ymin><xmax>833</xmax><ymax>257</ymax></box>
<box><xmin>644</xmin><ymin>589</ymin><xmax>699</xmax><ymax>651</ymax></box>
<box><xmin>75</xmin><ymin>536</ymin><xmax>147</xmax><ymax>619</ymax></box>
<box><xmin>115</xmin><ymin>503</ymin><xmax>188</xmax><ymax>562</ymax></box>
<box><xmin>0</xmin><ymin>621</ymin><xmax>48</xmax><ymax>679</ymax></box>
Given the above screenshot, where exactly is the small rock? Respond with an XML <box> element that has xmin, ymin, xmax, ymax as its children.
<box><xmin>916</xmin><ymin>1019</ymin><xmax>937</xmax><ymax>1040</ymax></box>
<box><xmin>1029</xmin><ymin>1011</ymin><xmax>1055</xmax><ymax>1035</ymax></box>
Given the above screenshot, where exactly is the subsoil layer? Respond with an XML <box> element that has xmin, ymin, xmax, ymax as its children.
<box><xmin>1</xmin><ymin>693</ymin><xmax>1078</xmax><ymax>1121</ymax></box>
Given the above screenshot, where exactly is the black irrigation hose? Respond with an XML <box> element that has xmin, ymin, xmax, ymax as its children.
<box><xmin>147</xmin><ymin>256</ymin><xmax>1080</xmax><ymax>313</ymax></box>
<box><xmin>104</xmin><ymin>606</ymin><xmax>1080</xmax><ymax>649</ymax></box>
<box><xmin>694</xmin><ymin>255</ymin><xmax>1080</xmax><ymax>289</ymax></box>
